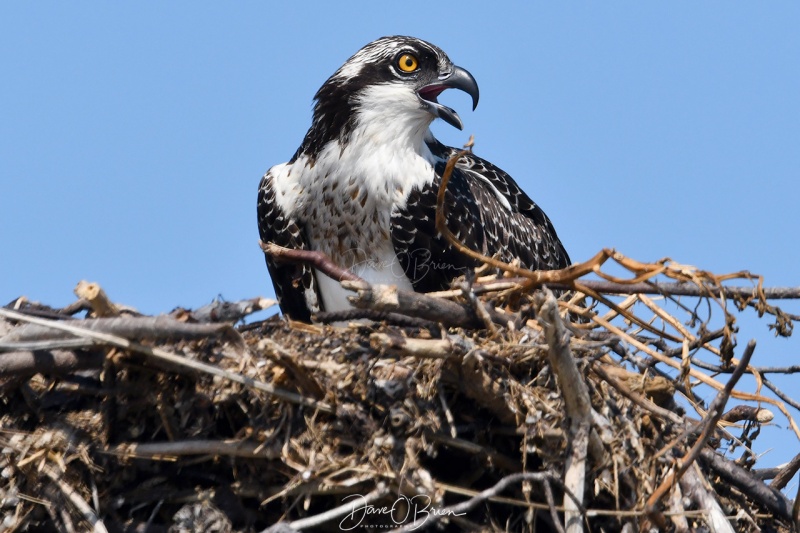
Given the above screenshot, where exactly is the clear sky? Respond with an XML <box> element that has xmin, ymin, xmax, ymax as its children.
<box><xmin>3</xmin><ymin>2</ymin><xmax>800</xmax><ymax>483</ymax></box>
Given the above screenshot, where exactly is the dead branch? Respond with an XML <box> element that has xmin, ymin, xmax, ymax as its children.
<box><xmin>74</xmin><ymin>280</ymin><xmax>120</xmax><ymax>318</ymax></box>
<box><xmin>678</xmin><ymin>465</ymin><xmax>735</xmax><ymax>533</ymax></box>
<box><xmin>261</xmin><ymin>241</ymin><xmax>363</xmax><ymax>283</ymax></box>
<box><xmin>534</xmin><ymin>290</ymin><xmax>604</xmax><ymax>443</ymax></box>
<box><xmin>460</xmin><ymin>281</ymin><xmax>499</xmax><ymax>334</ymax></box>
<box><xmin>314</xmin><ymin>309</ymin><xmax>439</xmax><ymax>329</ymax></box>
<box><xmin>1</xmin><ymin>315</ymin><xmax>242</xmax><ymax>347</ymax></box>
<box><xmin>256</xmin><ymin>338</ymin><xmax>326</xmax><ymax>399</ymax></box>
<box><xmin>343</xmin><ymin>281</ymin><xmax>503</xmax><ymax>329</ymax></box>
<box><xmin>5</xmin><ymin>296</ymin><xmax>91</xmax><ymax>320</ymax></box>
<box><xmin>678</xmin><ymin>356</ymin><xmax>800</xmax><ymax>376</ymax></box>
<box><xmin>534</xmin><ymin>288</ymin><xmax>596</xmax><ymax>533</ymax></box>
<box><xmin>106</xmin><ymin>439</ymin><xmax>282</xmax><ymax>460</ymax></box>
<box><xmin>699</xmin><ymin>448</ymin><xmax>793</xmax><ymax>522</ymax></box>
<box><xmin>174</xmin><ymin>296</ymin><xmax>276</xmax><ymax>323</ymax></box>
<box><xmin>370</xmin><ymin>332</ymin><xmax>471</xmax><ymax>360</ymax></box>
<box><xmin>667</xmin><ymin>481</ymin><xmax>690</xmax><ymax>533</ymax></box>
<box><xmin>769</xmin><ymin>452</ymin><xmax>800</xmax><ymax>490</ymax></box>
<box><xmin>563</xmin><ymin>423</ymin><xmax>589</xmax><ymax>533</ymax></box>
<box><xmin>41</xmin><ymin>463</ymin><xmax>109</xmax><ymax>533</ymax></box>
<box><xmin>0</xmin><ymin>349</ymin><xmax>105</xmax><ymax>377</ymax></box>
<box><xmin>760</xmin><ymin>374</ymin><xmax>800</xmax><ymax>411</ymax></box>
<box><xmin>646</xmin><ymin>340</ymin><xmax>755</xmax><ymax>522</ymax></box>
<box><xmin>455</xmin><ymin>350</ymin><xmax>519</xmax><ymax>425</ymax></box>
<box><xmin>427</xmin><ymin>432</ymin><xmax>522</xmax><ymax>472</ymax></box>
<box><xmin>590</xmin><ymin>363</ymin><xmax>683</xmax><ymax>425</ymax></box>
<box><xmin>720</xmin><ymin>405</ymin><xmax>774</xmax><ymax>424</ymax></box>
<box><xmin>286</xmin><ymin>486</ymin><xmax>390</xmax><ymax>531</ymax></box>
<box><xmin>0</xmin><ymin>337</ymin><xmax>98</xmax><ymax>352</ymax></box>
<box><xmin>261</xmin><ymin>241</ymin><xmax>511</xmax><ymax>329</ymax></box>
<box><xmin>548</xmin><ymin>279</ymin><xmax>800</xmax><ymax>300</ymax></box>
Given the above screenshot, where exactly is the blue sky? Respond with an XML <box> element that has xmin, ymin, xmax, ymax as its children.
<box><xmin>3</xmin><ymin>3</ymin><xmax>800</xmax><ymax>479</ymax></box>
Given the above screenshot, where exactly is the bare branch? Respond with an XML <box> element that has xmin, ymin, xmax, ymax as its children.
<box><xmin>370</xmin><ymin>333</ymin><xmax>471</xmax><ymax>360</ymax></box>
<box><xmin>0</xmin><ymin>348</ymin><xmax>104</xmax><ymax>377</ymax></box>
<box><xmin>343</xmin><ymin>281</ymin><xmax>504</xmax><ymax>329</ymax></box>
<box><xmin>314</xmin><ymin>308</ymin><xmax>439</xmax><ymax>328</ymax></box>
<box><xmin>286</xmin><ymin>486</ymin><xmax>390</xmax><ymax>531</ymax></box>
<box><xmin>2</xmin><ymin>315</ymin><xmax>242</xmax><ymax>347</ymax></box>
<box><xmin>769</xmin><ymin>452</ymin><xmax>800</xmax><ymax>490</ymax></box>
<box><xmin>42</xmin><ymin>464</ymin><xmax>109</xmax><ymax>533</ymax></box>
<box><xmin>534</xmin><ymin>288</ymin><xmax>594</xmax><ymax>533</ymax></box>
<box><xmin>74</xmin><ymin>280</ymin><xmax>120</xmax><ymax>318</ymax></box>
<box><xmin>678</xmin><ymin>465</ymin><xmax>734</xmax><ymax>533</ymax></box>
<box><xmin>549</xmin><ymin>279</ymin><xmax>800</xmax><ymax>300</ymax></box>
<box><xmin>105</xmin><ymin>439</ymin><xmax>282</xmax><ymax>460</ymax></box>
<box><xmin>646</xmin><ymin>340</ymin><xmax>756</xmax><ymax>521</ymax></box>
<box><xmin>720</xmin><ymin>405</ymin><xmax>774</xmax><ymax>424</ymax></box>
<box><xmin>699</xmin><ymin>449</ymin><xmax>793</xmax><ymax>522</ymax></box>
<box><xmin>261</xmin><ymin>241</ymin><xmax>363</xmax><ymax>283</ymax></box>
<box><xmin>176</xmin><ymin>296</ymin><xmax>276</xmax><ymax>323</ymax></box>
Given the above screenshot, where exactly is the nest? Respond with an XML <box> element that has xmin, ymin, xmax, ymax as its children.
<box><xmin>2</xmin><ymin>248</ymin><xmax>799</xmax><ymax>532</ymax></box>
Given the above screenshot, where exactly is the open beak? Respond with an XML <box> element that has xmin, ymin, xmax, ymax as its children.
<box><xmin>417</xmin><ymin>65</ymin><xmax>480</xmax><ymax>130</ymax></box>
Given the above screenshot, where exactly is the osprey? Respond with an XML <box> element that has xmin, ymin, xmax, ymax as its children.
<box><xmin>258</xmin><ymin>36</ymin><xmax>570</xmax><ymax>322</ymax></box>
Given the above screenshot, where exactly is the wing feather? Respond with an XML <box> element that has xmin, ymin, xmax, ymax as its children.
<box><xmin>257</xmin><ymin>170</ymin><xmax>319</xmax><ymax>321</ymax></box>
<box><xmin>391</xmin><ymin>140</ymin><xmax>570</xmax><ymax>292</ymax></box>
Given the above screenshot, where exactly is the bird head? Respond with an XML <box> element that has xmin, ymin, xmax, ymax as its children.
<box><xmin>330</xmin><ymin>35</ymin><xmax>479</xmax><ymax>130</ymax></box>
<box><xmin>297</xmin><ymin>36</ymin><xmax>479</xmax><ymax>161</ymax></box>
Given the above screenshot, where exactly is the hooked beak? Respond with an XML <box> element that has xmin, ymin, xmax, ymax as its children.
<box><xmin>417</xmin><ymin>65</ymin><xmax>479</xmax><ymax>130</ymax></box>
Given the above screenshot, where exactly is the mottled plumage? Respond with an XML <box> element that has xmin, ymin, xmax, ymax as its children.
<box><xmin>257</xmin><ymin>36</ymin><xmax>570</xmax><ymax>321</ymax></box>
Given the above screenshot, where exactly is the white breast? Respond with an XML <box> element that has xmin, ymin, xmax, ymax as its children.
<box><xmin>272</xmin><ymin>95</ymin><xmax>438</xmax><ymax>313</ymax></box>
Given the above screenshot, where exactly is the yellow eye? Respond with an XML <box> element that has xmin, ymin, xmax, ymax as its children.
<box><xmin>397</xmin><ymin>53</ymin><xmax>419</xmax><ymax>73</ymax></box>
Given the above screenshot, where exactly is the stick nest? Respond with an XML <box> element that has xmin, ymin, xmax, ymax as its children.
<box><xmin>1</xmin><ymin>254</ymin><xmax>799</xmax><ymax>532</ymax></box>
